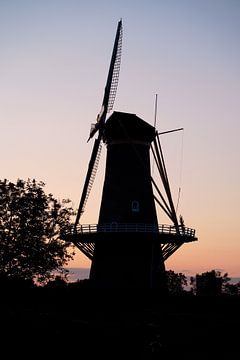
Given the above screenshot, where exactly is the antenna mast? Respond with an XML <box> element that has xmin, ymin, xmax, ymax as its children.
<box><xmin>154</xmin><ymin>93</ymin><xmax>158</xmax><ymax>129</ymax></box>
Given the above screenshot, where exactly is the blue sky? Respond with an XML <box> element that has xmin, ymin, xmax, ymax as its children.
<box><xmin>1</xmin><ymin>0</ymin><xmax>240</xmax><ymax>276</ymax></box>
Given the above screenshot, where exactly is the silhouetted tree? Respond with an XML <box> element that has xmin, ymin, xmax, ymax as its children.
<box><xmin>224</xmin><ymin>281</ymin><xmax>240</xmax><ymax>296</ymax></box>
<box><xmin>45</xmin><ymin>275</ymin><xmax>68</xmax><ymax>288</ymax></box>
<box><xmin>190</xmin><ymin>270</ymin><xmax>230</xmax><ymax>296</ymax></box>
<box><xmin>166</xmin><ymin>270</ymin><xmax>188</xmax><ymax>294</ymax></box>
<box><xmin>0</xmin><ymin>178</ymin><xmax>75</xmax><ymax>284</ymax></box>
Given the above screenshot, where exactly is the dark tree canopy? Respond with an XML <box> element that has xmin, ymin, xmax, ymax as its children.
<box><xmin>0</xmin><ymin>178</ymin><xmax>75</xmax><ymax>284</ymax></box>
<box><xmin>190</xmin><ymin>269</ymin><xmax>232</xmax><ymax>295</ymax></box>
<box><xmin>166</xmin><ymin>270</ymin><xmax>188</xmax><ymax>294</ymax></box>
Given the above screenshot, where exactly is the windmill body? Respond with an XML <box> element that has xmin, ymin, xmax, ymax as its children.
<box><xmin>99</xmin><ymin>112</ymin><xmax>157</xmax><ymax>225</ymax></box>
<box><xmin>61</xmin><ymin>20</ymin><xmax>197</xmax><ymax>290</ymax></box>
<box><xmin>89</xmin><ymin>111</ymin><xmax>166</xmax><ymax>288</ymax></box>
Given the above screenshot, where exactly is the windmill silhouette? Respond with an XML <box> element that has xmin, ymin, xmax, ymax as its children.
<box><xmin>62</xmin><ymin>20</ymin><xmax>197</xmax><ymax>289</ymax></box>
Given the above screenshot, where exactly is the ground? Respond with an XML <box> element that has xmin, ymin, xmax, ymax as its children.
<box><xmin>1</xmin><ymin>287</ymin><xmax>239</xmax><ymax>358</ymax></box>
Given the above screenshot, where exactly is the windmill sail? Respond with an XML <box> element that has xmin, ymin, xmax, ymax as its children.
<box><xmin>151</xmin><ymin>133</ymin><xmax>180</xmax><ymax>231</ymax></box>
<box><xmin>88</xmin><ymin>19</ymin><xmax>122</xmax><ymax>141</ymax></box>
<box><xmin>74</xmin><ymin>20</ymin><xmax>123</xmax><ymax>230</ymax></box>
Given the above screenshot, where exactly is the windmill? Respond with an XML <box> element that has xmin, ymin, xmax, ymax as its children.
<box><xmin>62</xmin><ymin>20</ymin><xmax>197</xmax><ymax>289</ymax></box>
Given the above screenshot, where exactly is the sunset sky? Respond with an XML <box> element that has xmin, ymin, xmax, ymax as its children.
<box><xmin>1</xmin><ymin>1</ymin><xmax>240</xmax><ymax>277</ymax></box>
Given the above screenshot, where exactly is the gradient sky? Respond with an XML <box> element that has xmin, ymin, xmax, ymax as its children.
<box><xmin>1</xmin><ymin>0</ymin><xmax>240</xmax><ymax>277</ymax></box>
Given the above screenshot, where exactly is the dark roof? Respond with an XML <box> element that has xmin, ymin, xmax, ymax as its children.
<box><xmin>104</xmin><ymin>111</ymin><xmax>156</xmax><ymax>143</ymax></box>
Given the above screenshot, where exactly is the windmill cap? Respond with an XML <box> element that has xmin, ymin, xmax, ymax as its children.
<box><xmin>104</xmin><ymin>111</ymin><xmax>156</xmax><ymax>143</ymax></box>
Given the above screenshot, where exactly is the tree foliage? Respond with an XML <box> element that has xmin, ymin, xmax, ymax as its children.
<box><xmin>166</xmin><ymin>270</ymin><xmax>188</xmax><ymax>294</ymax></box>
<box><xmin>224</xmin><ymin>281</ymin><xmax>240</xmax><ymax>296</ymax></box>
<box><xmin>190</xmin><ymin>270</ymin><xmax>232</xmax><ymax>295</ymax></box>
<box><xmin>0</xmin><ymin>178</ymin><xmax>75</xmax><ymax>284</ymax></box>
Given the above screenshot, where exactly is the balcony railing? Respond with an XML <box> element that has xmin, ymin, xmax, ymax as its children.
<box><xmin>64</xmin><ymin>223</ymin><xmax>196</xmax><ymax>239</ymax></box>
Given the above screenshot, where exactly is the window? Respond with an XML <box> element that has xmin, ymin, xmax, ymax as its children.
<box><xmin>131</xmin><ymin>200</ymin><xmax>140</xmax><ymax>213</ymax></box>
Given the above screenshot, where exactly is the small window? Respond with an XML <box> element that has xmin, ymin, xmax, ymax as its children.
<box><xmin>131</xmin><ymin>200</ymin><xmax>140</xmax><ymax>213</ymax></box>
